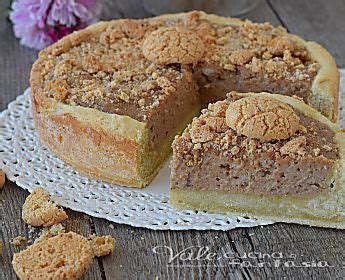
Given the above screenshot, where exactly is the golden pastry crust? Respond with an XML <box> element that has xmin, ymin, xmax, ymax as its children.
<box><xmin>225</xmin><ymin>95</ymin><xmax>301</xmax><ymax>141</ymax></box>
<box><xmin>22</xmin><ymin>187</ymin><xmax>68</xmax><ymax>227</ymax></box>
<box><xmin>142</xmin><ymin>27</ymin><xmax>205</xmax><ymax>64</ymax></box>
<box><xmin>12</xmin><ymin>232</ymin><xmax>93</xmax><ymax>280</ymax></box>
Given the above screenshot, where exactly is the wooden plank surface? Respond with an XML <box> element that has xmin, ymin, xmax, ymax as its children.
<box><xmin>268</xmin><ymin>0</ymin><xmax>345</xmax><ymax>67</ymax></box>
<box><xmin>0</xmin><ymin>0</ymin><xmax>344</xmax><ymax>279</ymax></box>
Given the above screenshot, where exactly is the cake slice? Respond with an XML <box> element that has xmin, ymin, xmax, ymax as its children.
<box><xmin>170</xmin><ymin>92</ymin><xmax>344</xmax><ymax>229</ymax></box>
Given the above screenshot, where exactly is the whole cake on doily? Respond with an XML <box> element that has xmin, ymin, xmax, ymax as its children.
<box><xmin>30</xmin><ymin>11</ymin><xmax>339</xmax><ymax>190</ymax></box>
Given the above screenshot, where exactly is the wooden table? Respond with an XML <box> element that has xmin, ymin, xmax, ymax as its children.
<box><xmin>1</xmin><ymin>1</ymin><xmax>344</xmax><ymax>279</ymax></box>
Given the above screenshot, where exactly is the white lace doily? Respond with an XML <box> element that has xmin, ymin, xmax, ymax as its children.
<box><xmin>1</xmin><ymin>69</ymin><xmax>344</xmax><ymax>230</ymax></box>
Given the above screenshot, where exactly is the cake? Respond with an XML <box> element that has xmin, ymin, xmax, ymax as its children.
<box><xmin>170</xmin><ymin>92</ymin><xmax>344</xmax><ymax>229</ymax></box>
<box><xmin>30</xmin><ymin>11</ymin><xmax>339</xmax><ymax>188</ymax></box>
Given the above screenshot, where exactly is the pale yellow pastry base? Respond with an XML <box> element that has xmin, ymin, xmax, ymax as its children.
<box><xmin>171</xmin><ymin>189</ymin><xmax>344</xmax><ymax>229</ymax></box>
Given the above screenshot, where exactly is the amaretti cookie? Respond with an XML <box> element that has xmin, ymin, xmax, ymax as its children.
<box><xmin>30</xmin><ymin>11</ymin><xmax>339</xmax><ymax>188</ymax></box>
<box><xmin>12</xmin><ymin>232</ymin><xmax>93</xmax><ymax>280</ymax></box>
<box><xmin>170</xmin><ymin>93</ymin><xmax>344</xmax><ymax>229</ymax></box>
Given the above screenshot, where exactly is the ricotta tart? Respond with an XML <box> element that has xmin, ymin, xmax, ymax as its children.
<box><xmin>30</xmin><ymin>11</ymin><xmax>339</xmax><ymax>188</ymax></box>
<box><xmin>171</xmin><ymin>92</ymin><xmax>344</xmax><ymax>229</ymax></box>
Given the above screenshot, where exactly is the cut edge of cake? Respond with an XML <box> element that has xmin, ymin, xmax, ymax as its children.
<box><xmin>31</xmin><ymin>91</ymin><xmax>199</xmax><ymax>187</ymax></box>
<box><xmin>170</xmin><ymin>92</ymin><xmax>345</xmax><ymax>229</ymax></box>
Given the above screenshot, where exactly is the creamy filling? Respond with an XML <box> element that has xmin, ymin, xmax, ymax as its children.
<box><xmin>171</xmin><ymin>150</ymin><xmax>336</xmax><ymax>196</ymax></box>
<box><xmin>194</xmin><ymin>64</ymin><xmax>314</xmax><ymax>107</ymax></box>
<box><xmin>145</xmin><ymin>72</ymin><xmax>199</xmax><ymax>150</ymax></box>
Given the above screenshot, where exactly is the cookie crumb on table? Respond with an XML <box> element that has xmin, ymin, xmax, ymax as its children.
<box><xmin>89</xmin><ymin>234</ymin><xmax>115</xmax><ymax>257</ymax></box>
<box><xmin>22</xmin><ymin>187</ymin><xmax>68</xmax><ymax>227</ymax></box>
<box><xmin>0</xmin><ymin>169</ymin><xmax>5</xmax><ymax>190</ymax></box>
<box><xmin>10</xmin><ymin>236</ymin><xmax>26</xmax><ymax>247</ymax></box>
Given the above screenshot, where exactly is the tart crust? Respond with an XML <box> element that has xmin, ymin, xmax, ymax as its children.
<box><xmin>30</xmin><ymin>11</ymin><xmax>339</xmax><ymax>188</ymax></box>
<box><xmin>170</xmin><ymin>93</ymin><xmax>344</xmax><ymax>229</ymax></box>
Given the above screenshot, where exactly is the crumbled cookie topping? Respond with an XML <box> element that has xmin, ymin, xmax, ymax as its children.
<box><xmin>22</xmin><ymin>187</ymin><xmax>68</xmax><ymax>227</ymax></box>
<box><xmin>228</xmin><ymin>50</ymin><xmax>255</xmax><ymax>66</ymax></box>
<box><xmin>280</xmin><ymin>136</ymin><xmax>307</xmax><ymax>159</ymax></box>
<box><xmin>173</xmin><ymin>94</ymin><xmax>338</xmax><ymax>167</ymax></box>
<box><xmin>267</xmin><ymin>36</ymin><xmax>298</xmax><ymax>56</ymax></box>
<box><xmin>37</xmin><ymin>11</ymin><xmax>319</xmax><ymax>123</ymax></box>
<box><xmin>142</xmin><ymin>27</ymin><xmax>205</xmax><ymax>64</ymax></box>
<box><xmin>225</xmin><ymin>95</ymin><xmax>302</xmax><ymax>141</ymax></box>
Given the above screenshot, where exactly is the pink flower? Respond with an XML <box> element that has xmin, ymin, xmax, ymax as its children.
<box><xmin>47</xmin><ymin>0</ymin><xmax>102</xmax><ymax>26</ymax></box>
<box><xmin>10</xmin><ymin>0</ymin><xmax>102</xmax><ymax>50</ymax></box>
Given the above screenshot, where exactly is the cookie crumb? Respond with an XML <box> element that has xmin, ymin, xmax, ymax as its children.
<box><xmin>280</xmin><ymin>136</ymin><xmax>307</xmax><ymax>158</ymax></box>
<box><xmin>89</xmin><ymin>234</ymin><xmax>115</xmax><ymax>257</ymax></box>
<box><xmin>22</xmin><ymin>187</ymin><xmax>68</xmax><ymax>227</ymax></box>
<box><xmin>0</xmin><ymin>169</ymin><xmax>5</xmax><ymax>190</ymax></box>
<box><xmin>313</xmin><ymin>148</ymin><xmax>321</xmax><ymax>157</ymax></box>
<box><xmin>10</xmin><ymin>236</ymin><xmax>26</xmax><ymax>247</ymax></box>
<box><xmin>267</xmin><ymin>36</ymin><xmax>296</xmax><ymax>56</ymax></box>
<box><xmin>230</xmin><ymin>146</ymin><xmax>240</xmax><ymax>155</ymax></box>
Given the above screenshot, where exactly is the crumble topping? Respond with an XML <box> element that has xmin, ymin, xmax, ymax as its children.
<box><xmin>280</xmin><ymin>136</ymin><xmax>307</xmax><ymax>159</ymax></box>
<box><xmin>225</xmin><ymin>95</ymin><xmax>302</xmax><ymax>141</ymax></box>
<box><xmin>37</xmin><ymin>11</ymin><xmax>319</xmax><ymax>123</ymax></box>
<box><xmin>228</xmin><ymin>50</ymin><xmax>255</xmax><ymax>65</ymax></box>
<box><xmin>142</xmin><ymin>27</ymin><xmax>205</xmax><ymax>64</ymax></box>
<box><xmin>267</xmin><ymin>36</ymin><xmax>299</xmax><ymax>56</ymax></box>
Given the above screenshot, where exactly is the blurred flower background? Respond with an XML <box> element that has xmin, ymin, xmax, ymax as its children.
<box><xmin>10</xmin><ymin>0</ymin><xmax>103</xmax><ymax>50</ymax></box>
